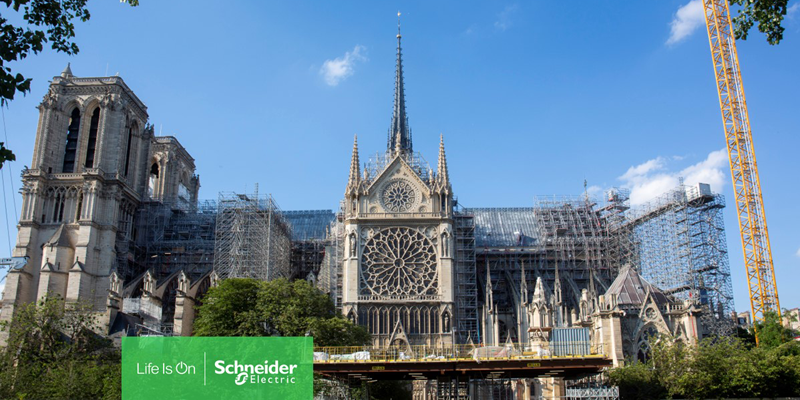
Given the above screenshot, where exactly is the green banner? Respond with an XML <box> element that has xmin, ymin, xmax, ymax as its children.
<box><xmin>122</xmin><ymin>337</ymin><xmax>313</xmax><ymax>399</ymax></box>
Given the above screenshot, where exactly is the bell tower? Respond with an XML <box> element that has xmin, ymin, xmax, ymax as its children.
<box><xmin>1</xmin><ymin>65</ymin><xmax>151</xmax><ymax>329</ymax></box>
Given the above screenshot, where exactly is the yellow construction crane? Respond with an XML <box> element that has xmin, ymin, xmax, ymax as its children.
<box><xmin>701</xmin><ymin>0</ymin><xmax>780</xmax><ymax>330</ymax></box>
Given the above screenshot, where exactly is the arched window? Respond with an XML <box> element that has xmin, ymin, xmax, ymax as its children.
<box><xmin>124</xmin><ymin>121</ymin><xmax>136</xmax><ymax>177</ymax></box>
<box><xmin>75</xmin><ymin>191</ymin><xmax>84</xmax><ymax>221</ymax></box>
<box><xmin>83</xmin><ymin>107</ymin><xmax>100</xmax><ymax>168</ymax></box>
<box><xmin>148</xmin><ymin>162</ymin><xmax>159</xmax><ymax>198</ymax></box>
<box><xmin>62</xmin><ymin>108</ymin><xmax>81</xmax><ymax>173</ymax></box>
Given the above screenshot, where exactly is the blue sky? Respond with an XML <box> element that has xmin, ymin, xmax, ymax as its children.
<box><xmin>1</xmin><ymin>1</ymin><xmax>798</xmax><ymax>313</ymax></box>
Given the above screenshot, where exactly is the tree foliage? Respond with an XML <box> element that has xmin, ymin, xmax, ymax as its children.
<box><xmin>193</xmin><ymin>278</ymin><xmax>370</xmax><ymax>347</ymax></box>
<box><xmin>756</xmin><ymin>310</ymin><xmax>797</xmax><ymax>347</ymax></box>
<box><xmin>731</xmin><ymin>0</ymin><xmax>790</xmax><ymax>45</ymax></box>
<box><xmin>194</xmin><ymin>278</ymin><xmax>371</xmax><ymax>398</ymax></box>
<box><xmin>0</xmin><ymin>296</ymin><xmax>121</xmax><ymax>400</ymax></box>
<box><xmin>609</xmin><ymin>326</ymin><xmax>800</xmax><ymax>399</ymax></box>
<box><xmin>191</xmin><ymin>277</ymin><xmax>262</xmax><ymax>337</ymax></box>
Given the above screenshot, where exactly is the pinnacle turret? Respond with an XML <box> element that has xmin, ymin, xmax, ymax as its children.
<box><xmin>485</xmin><ymin>259</ymin><xmax>494</xmax><ymax>309</ymax></box>
<box><xmin>437</xmin><ymin>134</ymin><xmax>450</xmax><ymax>188</ymax></box>
<box><xmin>61</xmin><ymin>63</ymin><xmax>73</xmax><ymax>78</ymax></box>
<box><xmin>346</xmin><ymin>135</ymin><xmax>360</xmax><ymax>195</ymax></box>
<box><xmin>520</xmin><ymin>261</ymin><xmax>528</xmax><ymax>305</ymax></box>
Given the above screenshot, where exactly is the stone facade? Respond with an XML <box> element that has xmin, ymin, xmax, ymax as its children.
<box><xmin>0</xmin><ymin>65</ymin><xmax>200</xmax><ymax>339</ymax></box>
<box><xmin>340</xmin><ymin>29</ymin><xmax>457</xmax><ymax>347</ymax></box>
<box><xmin>341</xmin><ymin>136</ymin><xmax>456</xmax><ymax>347</ymax></box>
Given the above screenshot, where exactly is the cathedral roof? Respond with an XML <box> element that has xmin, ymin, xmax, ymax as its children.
<box><xmin>467</xmin><ymin>208</ymin><xmax>539</xmax><ymax>247</ymax></box>
<box><xmin>604</xmin><ymin>266</ymin><xmax>669</xmax><ymax>306</ymax></box>
<box><xmin>283</xmin><ymin>210</ymin><xmax>336</xmax><ymax>240</ymax></box>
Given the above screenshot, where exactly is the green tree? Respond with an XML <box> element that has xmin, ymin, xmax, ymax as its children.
<box><xmin>731</xmin><ymin>0</ymin><xmax>791</xmax><ymax>44</ymax></box>
<box><xmin>609</xmin><ymin>335</ymin><xmax>800</xmax><ymax>399</ymax></box>
<box><xmin>0</xmin><ymin>296</ymin><xmax>121</xmax><ymax>400</ymax></box>
<box><xmin>308</xmin><ymin>316</ymin><xmax>371</xmax><ymax>347</ymax></box>
<box><xmin>193</xmin><ymin>277</ymin><xmax>369</xmax><ymax>347</ymax></box>
<box><xmin>192</xmin><ymin>277</ymin><xmax>262</xmax><ymax>336</ymax></box>
<box><xmin>255</xmin><ymin>277</ymin><xmax>344</xmax><ymax>338</ymax></box>
<box><xmin>755</xmin><ymin>310</ymin><xmax>796</xmax><ymax>347</ymax></box>
<box><xmin>608</xmin><ymin>361</ymin><xmax>667</xmax><ymax>400</ymax></box>
<box><xmin>194</xmin><ymin>278</ymin><xmax>371</xmax><ymax>398</ymax></box>
<box><xmin>0</xmin><ymin>0</ymin><xmax>138</xmax><ymax>167</ymax></box>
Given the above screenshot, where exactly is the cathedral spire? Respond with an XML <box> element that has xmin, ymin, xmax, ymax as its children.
<box><xmin>388</xmin><ymin>12</ymin><xmax>412</xmax><ymax>156</ymax></box>
<box><xmin>437</xmin><ymin>134</ymin><xmax>450</xmax><ymax>188</ymax></box>
<box><xmin>346</xmin><ymin>135</ymin><xmax>360</xmax><ymax>194</ymax></box>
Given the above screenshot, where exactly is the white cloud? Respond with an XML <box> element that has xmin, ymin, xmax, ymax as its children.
<box><xmin>789</xmin><ymin>2</ymin><xmax>800</xmax><ymax>17</ymax></box>
<box><xmin>679</xmin><ymin>149</ymin><xmax>727</xmax><ymax>189</ymax></box>
<box><xmin>495</xmin><ymin>4</ymin><xmax>519</xmax><ymax>31</ymax></box>
<box><xmin>319</xmin><ymin>45</ymin><xmax>367</xmax><ymax>86</ymax></box>
<box><xmin>796</xmin><ymin>247</ymin><xmax>800</xmax><ymax>258</ymax></box>
<box><xmin>666</xmin><ymin>0</ymin><xmax>705</xmax><ymax>45</ymax></box>
<box><xmin>620</xmin><ymin>157</ymin><xmax>667</xmax><ymax>182</ymax></box>
<box><xmin>619</xmin><ymin>149</ymin><xmax>728</xmax><ymax>206</ymax></box>
<box><xmin>586</xmin><ymin>185</ymin><xmax>603</xmax><ymax>198</ymax></box>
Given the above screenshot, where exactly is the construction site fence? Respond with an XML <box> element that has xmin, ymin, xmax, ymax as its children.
<box><xmin>313</xmin><ymin>342</ymin><xmax>604</xmax><ymax>363</ymax></box>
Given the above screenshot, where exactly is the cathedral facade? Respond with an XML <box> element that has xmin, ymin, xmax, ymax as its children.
<box><xmin>340</xmin><ymin>30</ymin><xmax>456</xmax><ymax>347</ymax></box>
<box><xmin>0</xmin><ymin>26</ymin><xmax>726</xmax><ymax>372</ymax></box>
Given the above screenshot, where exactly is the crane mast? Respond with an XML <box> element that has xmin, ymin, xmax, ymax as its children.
<box><xmin>701</xmin><ymin>0</ymin><xmax>780</xmax><ymax>326</ymax></box>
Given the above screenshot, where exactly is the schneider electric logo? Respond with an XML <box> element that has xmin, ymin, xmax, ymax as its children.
<box><xmin>214</xmin><ymin>359</ymin><xmax>300</xmax><ymax>386</ymax></box>
<box><xmin>122</xmin><ymin>337</ymin><xmax>313</xmax><ymax>399</ymax></box>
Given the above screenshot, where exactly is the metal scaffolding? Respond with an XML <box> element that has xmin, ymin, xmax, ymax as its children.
<box><xmin>599</xmin><ymin>188</ymin><xmax>638</xmax><ymax>276</ymax></box>
<box><xmin>319</xmin><ymin>218</ymin><xmax>345</xmax><ymax>309</ymax></box>
<box><xmin>629</xmin><ymin>183</ymin><xmax>734</xmax><ymax>332</ymax></box>
<box><xmin>133</xmin><ymin>200</ymin><xmax>217</xmax><ymax>282</ymax></box>
<box><xmin>532</xmin><ymin>196</ymin><xmax>613</xmax><ymax>290</ymax></box>
<box><xmin>213</xmin><ymin>190</ymin><xmax>292</xmax><ymax>281</ymax></box>
<box><xmin>454</xmin><ymin>212</ymin><xmax>478</xmax><ymax>344</ymax></box>
<box><xmin>284</xmin><ymin>210</ymin><xmax>336</xmax><ymax>281</ymax></box>
<box><xmin>467</xmin><ymin>198</ymin><xmax>624</xmax><ymax>344</ymax></box>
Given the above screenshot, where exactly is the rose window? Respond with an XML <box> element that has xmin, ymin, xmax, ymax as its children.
<box><xmin>361</xmin><ymin>227</ymin><xmax>438</xmax><ymax>297</ymax></box>
<box><xmin>381</xmin><ymin>180</ymin><xmax>416</xmax><ymax>212</ymax></box>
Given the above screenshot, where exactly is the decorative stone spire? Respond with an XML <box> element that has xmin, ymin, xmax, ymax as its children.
<box><xmin>485</xmin><ymin>259</ymin><xmax>494</xmax><ymax>311</ymax></box>
<box><xmin>554</xmin><ymin>263</ymin><xmax>564</xmax><ymax>326</ymax></box>
<box><xmin>387</xmin><ymin>13</ymin><xmax>412</xmax><ymax>155</ymax></box>
<box><xmin>437</xmin><ymin>134</ymin><xmax>450</xmax><ymax>188</ymax></box>
<box><xmin>346</xmin><ymin>135</ymin><xmax>360</xmax><ymax>195</ymax></box>
<box><xmin>554</xmin><ymin>263</ymin><xmax>563</xmax><ymax>305</ymax></box>
<box><xmin>520</xmin><ymin>260</ymin><xmax>528</xmax><ymax>306</ymax></box>
<box><xmin>61</xmin><ymin>63</ymin><xmax>73</xmax><ymax>78</ymax></box>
